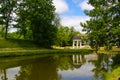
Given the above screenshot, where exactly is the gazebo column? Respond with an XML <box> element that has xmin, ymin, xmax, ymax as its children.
<box><xmin>72</xmin><ymin>55</ymin><xmax>75</xmax><ymax>63</ymax></box>
<box><xmin>76</xmin><ymin>40</ymin><xmax>78</xmax><ymax>49</ymax></box>
<box><xmin>80</xmin><ymin>41</ymin><xmax>82</xmax><ymax>48</ymax></box>
<box><xmin>72</xmin><ymin>40</ymin><xmax>75</xmax><ymax>49</ymax></box>
<box><xmin>80</xmin><ymin>55</ymin><xmax>82</xmax><ymax>62</ymax></box>
<box><xmin>77</xmin><ymin>55</ymin><xmax>79</xmax><ymax>64</ymax></box>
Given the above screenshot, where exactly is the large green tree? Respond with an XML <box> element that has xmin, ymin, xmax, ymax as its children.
<box><xmin>15</xmin><ymin>0</ymin><xmax>57</xmax><ymax>47</ymax></box>
<box><xmin>81</xmin><ymin>0</ymin><xmax>120</xmax><ymax>51</ymax></box>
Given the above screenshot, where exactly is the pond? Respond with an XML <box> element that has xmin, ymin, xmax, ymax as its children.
<box><xmin>0</xmin><ymin>53</ymin><xmax>120</xmax><ymax>80</ymax></box>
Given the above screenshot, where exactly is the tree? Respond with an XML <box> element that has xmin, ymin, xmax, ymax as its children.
<box><xmin>0</xmin><ymin>0</ymin><xmax>17</xmax><ymax>39</ymax></box>
<box><xmin>55</xmin><ymin>26</ymin><xmax>80</xmax><ymax>46</ymax></box>
<box><xmin>56</xmin><ymin>26</ymin><xmax>69</xmax><ymax>46</ymax></box>
<box><xmin>81</xmin><ymin>0</ymin><xmax>120</xmax><ymax>51</ymax></box>
<box><xmin>15</xmin><ymin>0</ymin><xmax>57</xmax><ymax>47</ymax></box>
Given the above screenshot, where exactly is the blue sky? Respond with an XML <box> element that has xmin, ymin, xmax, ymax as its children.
<box><xmin>53</xmin><ymin>0</ymin><xmax>93</xmax><ymax>33</ymax></box>
<box><xmin>62</xmin><ymin>0</ymin><xmax>85</xmax><ymax>16</ymax></box>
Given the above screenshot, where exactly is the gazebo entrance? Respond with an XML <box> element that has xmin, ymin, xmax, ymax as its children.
<box><xmin>72</xmin><ymin>35</ymin><xmax>82</xmax><ymax>49</ymax></box>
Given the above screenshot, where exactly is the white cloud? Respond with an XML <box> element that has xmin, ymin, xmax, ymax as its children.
<box><xmin>53</xmin><ymin>0</ymin><xmax>91</xmax><ymax>33</ymax></box>
<box><xmin>79</xmin><ymin>0</ymin><xmax>94</xmax><ymax>10</ymax></box>
<box><xmin>53</xmin><ymin>0</ymin><xmax>69</xmax><ymax>14</ymax></box>
<box><xmin>60</xmin><ymin>16</ymin><xmax>90</xmax><ymax>33</ymax></box>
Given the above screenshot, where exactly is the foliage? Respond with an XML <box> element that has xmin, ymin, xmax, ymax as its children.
<box><xmin>0</xmin><ymin>0</ymin><xmax>58</xmax><ymax>48</ymax></box>
<box><xmin>81</xmin><ymin>0</ymin><xmax>120</xmax><ymax>51</ymax></box>
<box><xmin>112</xmin><ymin>54</ymin><xmax>120</xmax><ymax>68</ymax></box>
<box><xmin>55</xmin><ymin>26</ymin><xmax>80</xmax><ymax>46</ymax></box>
<box><xmin>14</xmin><ymin>0</ymin><xmax>57</xmax><ymax>48</ymax></box>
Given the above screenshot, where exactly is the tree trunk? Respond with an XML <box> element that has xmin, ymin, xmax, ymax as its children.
<box><xmin>3</xmin><ymin>69</ymin><xmax>7</xmax><ymax>80</ymax></box>
<box><xmin>5</xmin><ymin>23</ymin><xmax>8</xmax><ymax>39</ymax></box>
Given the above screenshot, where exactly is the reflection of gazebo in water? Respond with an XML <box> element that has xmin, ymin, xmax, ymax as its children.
<box><xmin>72</xmin><ymin>55</ymin><xmax>85</xmax><ymax>68</ymax></box>
<box><xmin>72</xmin><ymin>54</ymin><xmax>98</xmax><ymax>69</ymax></box>
<box><xmin>72</xmin><ymin>35</ymin><xmax>82</xmax><ymax>49</ymax></box>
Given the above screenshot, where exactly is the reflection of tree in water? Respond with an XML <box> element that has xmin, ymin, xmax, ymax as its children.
<box><xmin>104</xmin><ymin>54</ymin><xmax>120</xmax><ymax>80</ymax></box>
<box><xmin>16</xmin><ymin>57</ymin><xmax>58</xmax><ymax>80</ymax></box>
<box><xmin>0</xmin><ymin>69</ymin><xmax>7</xmax><ymax>80</ymax></box>
<box><xmin>15</xmin><ymin>55</ymin><xmax>75</xmax><ymax>80</ymax></box>
<box><xmin>92</xmin><ymin>54</ymin><xmax>113</xmax><ymax>80</ymax></box>
<box><xmin>57</xmin><ymin>55</ymin><xmax>74</xmax><ymax>70</ymax></box>
<box><xmin>2</xmin><ymin>54</ymin><xmax>117</xmax><ymax>80</ymax></box>
<box><xmin>112</xmin><ymin>54</ymin><xmax>120</xmax><ymax>68</ymax></box>
<box><xmin>0</xmin><ymin>55</ymin><xmax>76</xmax><ymax>80</ymax></box>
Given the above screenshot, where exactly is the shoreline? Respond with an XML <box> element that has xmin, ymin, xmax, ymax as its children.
<box><xmin>0</xmin><ymin>49</ymin><xmax>93</xmax><ymax>58</ymax></box>
<box><xmin>0</xmin><ymin>48</ymin><xmax>120</xmax><ymax>58</ymax></box>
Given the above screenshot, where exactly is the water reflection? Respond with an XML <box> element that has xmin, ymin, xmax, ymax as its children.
<box><xmin>72</xmin><ymin>55</ymin><xmax>84</xmax><ymax>68</ymax></box>
<box><xmin>0</xmin><ymin>67</ymin><xmax>20</xmax><ymax>80</ymax></box>
<box><xmin>16</xmin><ymin>57</ymin><xmax>58</xmax><ymax>80</ymax></box>
<box><xmin>92</xmin><ymin>54</ymin><xmax>114</xmax><ymax>80</ymax></box>
<box><xmin>58</xmin><ymin>54</ymin><xmax>98</xmax><ymax>80</ymax></box>
<box><xmin>0</xmin><ymin>53</ymin><xmax>119</xmax><ymax>80</ymax></box>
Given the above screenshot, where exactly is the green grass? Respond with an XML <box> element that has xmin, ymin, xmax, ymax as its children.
<box><xmin>0</xmin><ymin>38</ymin><xmax>94</xmax><ymax>57</ymax></box>
<box><xmin>0</xmin><ymin>38</ymin><xmax>40</xmax><ymax>48</ymax></box>
<box><xmin>97</xmin><ymin>50</ymin><xmax>120</xmax><ymax>54</ymax></box>
<box><xmin>0</xmin><ymin>49</ymin><xmax>93</xmax><ymax>57</ymax></box>
<box><xmin>1</xmin><ymin>38</ymin><xmax>120</xmax><ymax>58</ymax></box>
<box><xmin>97</xmin><ymin>46</ymin><xmax>120</xmax><ymax>54</ymax></box>
<box><xmin>0</xmin><ymin>39</ymin><xmax>41</xmax><ymax>51</ymax></box>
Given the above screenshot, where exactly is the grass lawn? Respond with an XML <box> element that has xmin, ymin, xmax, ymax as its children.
<box><xmin>0</xmin><ymin>49</ymin><xmax>94</xmax><ymax>57</ymax></box>
<box><xmin>0</xmin><ymin>38</ymin><xmax>93</xmax><ymax>57</ymax></box>
<box><xmin>0</xmin><ymin>38</ymin><xmax>39</xmax><ymax>48</ymax></box>
<box><xmin>97</xmin><ymin>46</ymin><xmax>120</xmax><ymax>54</ymax></box>
<box><xmin>0</xmin><ymin>38</ymin><xmax>120</xmax><ymax>58</ymax></box>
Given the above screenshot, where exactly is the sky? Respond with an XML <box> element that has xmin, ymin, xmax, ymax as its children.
<box><xmin>53</xmin><ymin>0</ymin><xmax>94</xmax><ymax>33</ymax></box>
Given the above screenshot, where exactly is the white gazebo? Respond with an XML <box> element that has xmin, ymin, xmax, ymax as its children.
<box><xmin>72</xmin><ymin>35</ymin><xmax>82</xmax><ymax>49</ymax></box>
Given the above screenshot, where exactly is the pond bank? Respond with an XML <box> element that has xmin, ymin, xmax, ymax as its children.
<box><xmin>0</xmin><ymin>48</ymin><xmax>120</xmax><ymax>58</ymax></box>
<box><xmin>0</xmin><ymin>49</ymin><xmax>93</xmax><ymax>58</ymax></box>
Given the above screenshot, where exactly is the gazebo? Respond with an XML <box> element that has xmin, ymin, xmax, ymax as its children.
<box><xmin>72</xmin><ymin>35</ymin><xmax>82</xmax><ymax>49</ymax></box>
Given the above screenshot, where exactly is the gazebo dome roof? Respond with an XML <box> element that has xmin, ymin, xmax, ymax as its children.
<box><xmin>73</xmin><ymin>35</ymin><xmax>81</xmax><ymax>40</ymax></box>
<box><xmin>73</xmin><ymin>63</ymin><xmax>82</xmax><ymax>69</ymax></box>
